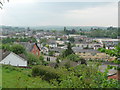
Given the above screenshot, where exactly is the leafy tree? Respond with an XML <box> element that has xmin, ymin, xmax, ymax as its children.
<box><xmin>62</xmin><ymin>43</ymin><xmax>74</xmax><ymax>57</ymax></box>
<box><xmin>11</xmin><ymin>44</ymin><xmax>25</xmax><ymax>54</ymax></box>
<box><xmin>50</xmin><ymin>64</ymin><xmax>119</xmax><ymax>88</ymax></box>
<box><xmin>68</xmin><ymin>37</ymin><xmax>75</xmax><ymax>43</ymax></box>
<box><xmin>26</xmin><ymin>53</ymin><xmax>40</xmax><ymax>65</ymax></box>
<box><xmin>39</xmin><ymin>55</ymin><xmax>44</xmax><ymax>62</ymax></box>
<box><xmin>2</xmin><ymin>44</ymin><xmax>11</xmax><ymax>51</ymax></box>
<box><xmin>103</xmin><ymin>44</ymin><xmax>106</xmax><ymax>48</ymax></box>
<box><xmin>45</xmin><ymin>44</ymin><xmax>49</xmax><ymax>48</ymax></box>
<box><xmin>49</xmin><ymin>51</ymin><xmax>55</xmax><ymax>56</ymax></box>
<box><xmin>99</xmin><ymin>43</ymin><xmax>120</xmax><ymax>60</ymax></box>
<box><xmin>40</xmin><ymin>38</ymin><xmax>47</xmax><ymax>43</ymax></box>
<box><xmin>98</xmin><ymin>48</ymin><xmax>106</xmax><ymax>52</ymax></box>
<box><xmin>66</xmin><ymin>54</ymin><xmax>81</xmax><ymax>62</ymax></box>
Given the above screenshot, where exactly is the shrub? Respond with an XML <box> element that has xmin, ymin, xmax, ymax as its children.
<box><xmin>26</xmin><ymin>53</ymin><xmax>40</xmax><ymax>65</ymax></box>
<box><xmin>2</xmin><ymin>65</ymin><xmax>21</xmax><ymax>72</ymax></box>
<box><xmin>66</xmin><ymin>54</ymin><xmax>86</xmax><ymax>65</ymax></box>
<box><xmin>49</xmin><ymin>51</ymin><xmax>55</xmax><ymax>56</ymax></box>
<box><xmin>66</xmin><ymin>54</ymin><xmax>80</xmax><ymax>62</ymax></box>
<box><xmin>32</xmin><ymin>65</ymin><xmax>68</xmax><ymax>81</ymax></box>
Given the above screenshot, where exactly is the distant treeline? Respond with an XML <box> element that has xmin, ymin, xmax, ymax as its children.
<box><xmin>2</xmin><ymin>37</ymin><xmax>37</xmax><ymax>44</ymax></box>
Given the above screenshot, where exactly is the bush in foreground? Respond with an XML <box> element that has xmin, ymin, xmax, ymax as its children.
<box><xmin>32</xmin><ymin>65</ymin><xmax>68</xmax><ymax>81</ymax></box>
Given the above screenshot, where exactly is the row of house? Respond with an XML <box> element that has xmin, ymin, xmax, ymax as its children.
<box><xmin>72</xmin><ymin>47</ymin><xmax>116</xmax><ymax>61</ymax></box>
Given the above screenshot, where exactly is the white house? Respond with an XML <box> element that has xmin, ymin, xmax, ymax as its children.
<box><xmin>0</xmin><ymin>52</ymin><xmax>27</xmax><ymax>66</ymax></box>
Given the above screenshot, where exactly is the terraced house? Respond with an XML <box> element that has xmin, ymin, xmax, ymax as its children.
<box><xmin>72</xmin><ymin>47</ymin><xmax>116</xmax><ymax>61</ymax></box>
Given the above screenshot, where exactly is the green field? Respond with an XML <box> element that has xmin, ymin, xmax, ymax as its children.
<box><xmin>2</xmin><ymin>65</ymin><xmax>55</xmax><ymax>88</ymax></box>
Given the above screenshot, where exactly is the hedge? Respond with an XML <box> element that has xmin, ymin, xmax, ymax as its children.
<box><xmin>32</xmin><ymin>65</ymin><xmax>68</xmax><ymax>81</ymax></box>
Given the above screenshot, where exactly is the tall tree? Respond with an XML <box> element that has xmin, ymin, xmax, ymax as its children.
<box><xmin>63</xmin><ymin>42</ymin><xmax>74</xmax><ymax>57</ymax></box>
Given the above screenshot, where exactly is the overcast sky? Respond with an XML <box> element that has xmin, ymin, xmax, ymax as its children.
<box><xmin>0</xmin><ymin>0</ymin><xmax>118</xmax><ymax>27</ymax></box>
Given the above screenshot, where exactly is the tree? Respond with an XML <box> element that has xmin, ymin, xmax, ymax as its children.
<box><xmin>2</xmin><ymin>44</ymin><xmax>11</xmax><ymax>51</ymax></box>
<box><xmin>80</xmin><ymin>58</ymin><xmax>87</xmax><ymax>65</ymax></box>
<box><xmin>49</xmin><ymin>51</ymin><xmax>55</xmax><ymax>56</ymax></box>
<box><xmin>66</xmin><ymin>54</ymin><xmax>87</xmax><ymax>65</ymax></box>
<box><xmin>39</xmin><ymin>55</ymin><xmax>44</xmax><ymax>62</ymax></box>
<box><xmin>103</xmin><ymin>44</ymin><xmax>106</xmax><ymax>48</ymax></box>
<box><xmin>40</xmin><ymin>38</ymin><xmax>47</xmax><ymax>44</ymax></box>
<box><xmin>11</xmin><ymin>44</ymin><xmax>25</xmax><ymax>54</ymax></box>
<box><xmin>63</xmin><ymin>43</ymin><xmax>74</xmax><ymax>57</ymax></box>
<box><xmin>64</xmin><ymin>27</ymin><xmax>67</xmax><ymax>32</ymax></box>
<box><xmin>68</xmin><ymin>37</ymin><xmax>75</xmax><ymax>43</ymax></box>
<box><xmin>66</xmin><ymin>54</ymin><xmax>80</xmax><ymax>62</ymax></box>
<box><xmin>27</xmin><ymin>53</ymin><xmax>44</xmax><ymax>65</ymax></box>
<box><xmin>101</xmin><ymin>43</ymin><xmax>120</xmax><ymax>59</ymax></box>
<box><xmin>45</xmin><ymin>44</ymin><xmax>49</xmax><ymax>48</ymax></box>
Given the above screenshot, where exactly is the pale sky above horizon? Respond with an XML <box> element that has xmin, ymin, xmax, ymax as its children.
<box><xmin>0</xmin><ymin>0</ymin><xmax>118</xmax><ymax>27</ymax></box>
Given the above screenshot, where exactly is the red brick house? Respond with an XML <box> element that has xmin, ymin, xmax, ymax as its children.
<box><xmin>15</xmin><ymin>42</ymin><xmax>41</xmax><ymax>57</ymax></box>
<box><xmin>31</xmin><ymin>43</ymin><xmax>41</xmax><ymax>57</ymax></box>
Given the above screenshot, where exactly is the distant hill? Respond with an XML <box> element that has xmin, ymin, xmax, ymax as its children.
<box><xmin>0</xmin><ymin>25</ymin><xmax>116</xmax><ymax>31</ymax></box>
<box><xmin>29</xmin><ymin>26</ymin><xmax>109</xmax><ymax>31</ymax></box>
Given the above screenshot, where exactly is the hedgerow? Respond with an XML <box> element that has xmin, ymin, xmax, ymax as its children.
<box><xmin>32</xmin><ymin>65</ymin><xmax>68</xmax><ymax>81</ymax></box>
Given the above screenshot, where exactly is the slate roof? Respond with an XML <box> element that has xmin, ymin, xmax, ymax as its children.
<box><xmin>19</xmin><ymin>42</ymin><xmax>34</xmax><ymax>52</ymax></box>
<box><xmin>16</xmin><ymin>42</ymin><xmax>40</xmax><ymax>52</ymax></box>
<box><xmin>49</xmin><ymin>47</ymin><xmax>64</xmax><ymax>53</ymax></box>
<box><xmin>1</xmin><ymin>50</ymin><xmax>11</xmax><ymax>61</ymax></box>
<box><xmin>0</xmin><ymin>50</ymin><xmax>28</xmax><ymax>61</ymax></box>
<box><xmin>47</xmin><ymin>40</ymin><xmax>57</xmax><ymax>44</ymax></box>
<box><xmin>72</xmin><ymin>47</ymin><xmax>100</xmax><ymax>53</ymax></box>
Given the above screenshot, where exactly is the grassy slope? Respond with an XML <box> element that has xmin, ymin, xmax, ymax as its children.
<box><xmin>2</xmin><ymin>66</ymin><xmax>55</xmax><ymax>88</ymax></box>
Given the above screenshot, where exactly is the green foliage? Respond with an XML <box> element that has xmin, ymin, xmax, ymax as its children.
<box><xmin>56</xmin><ymin>64</ymin><xmax>119</xmax><ymax>88</ymax></box>
<box><xmin>45</xmin><ymin>44</ymin><xmax>49</xmax><ymax>48</ymax></box>
<box><xmin>98</xmin><ymin>48</ymin><xmax>106</xmax><ymax>52</ymax></box>
<box><xmin>99</xmin><ymin>43</ymin><xmax>120</xmax><ymax>59</ymax></box>
<box><xmin>62</xmin><ymin>43</ymin><xmax>74</xmax><ymax>57</ymax></box>
<box><xmin>66</xmin><ymin>54</ymin><xmax>81</xmax><ymax>62</ymax></box>
<box><xmin>88</xmin><ymin>29</ymin><xmax>118</xmax><ymax>38</ymax></box>
<box><xmin>11</xmin><ymin>44</ymin><xmax>25</xmax><ymax>54</ymax></box>
<box><xmin>2</xmin><ymin>64</ymin><xmax>120</xmax><ymax>88</ymax></box>
<box><xmin>40</xmin><ymin>38</ymin><xmax>47</xmax><ymax>43</ymax></box>
<box><xmin>26</xmin><ymin>53</ymin><xmax>41</xmax><ymax>65</ymax></box>
<box><xmin>68</xmin><ymin>37</ymin><xmax>75</xmax><ymax>43</ymax></box>
<box><xmin>2</xmin><ymin>37</ymin><xmax>37</xmax><ymax>44</ymax></box>
<box><xmin>49</xmin><ymin>51</ymin><xmax>55</xmax><ymax>56</ymax></box>
<box><xmin>2</xmin><ymin>44</ymin><xmax>12</xmax><ymax>51</ymax></box>
<box><xmin>39</xmin><ymin>55</ymin><xmax>44</xmax><ymax>61</ymax></box>
<box><xmin>111</xmin><ymin>60</ymin><xmax>120</xmax><ymax>64</ymax></box>
<box><xmin>2</xmin><ymin>37</ymin><xmax>16</xmax><ymax>44</ymax></box>
<box><xmin>2</xmin><ymin>65</ymin><xmax>54</xmax><ymax>88</ymax></box>
<box><xmin>32</xmin><ymin>65</ymin><xmax>68</xmax><ymax>81</ymax></box>
<box><xmin>64</xmin><ymin>61</ymin><xmax>71</xmax><ymax>69</ymax></box>
<box><xmin>2</xmin><ymin>44</ymin><xmax>26</xmax><ymax>55</ymax></box>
